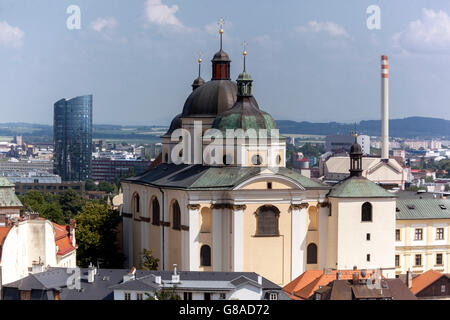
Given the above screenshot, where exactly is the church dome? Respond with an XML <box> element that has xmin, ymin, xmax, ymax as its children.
<box><xmin>212</xmin><ymin>96</ymin><xmax>277</xmax><ymax>133</ymax></box>
<box><xmin>350</xmin><ymin>140</ymin><xmax>362</xmax><ymax>154</ymax></box>
<box><xmin>212</xmin><ymin>49</ymin><xmax>231</xmax><ymax>62</ymax></box>
<box><xmin>162</xmin><ymin>113</ymin><xmax>182</xmax><ymax>137</ymax></box>
<box><xmin>212</xmin><ymin>71</ymin><xmax>277</xmax><ymax>134</ymax></box>
<box><xmin>181</xmin><ymin>80</ymin><xmax>237</xmax><ymax>117</ymax></box>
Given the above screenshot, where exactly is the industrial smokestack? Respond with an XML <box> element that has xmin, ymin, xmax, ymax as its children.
<box><xmin>381</xmin><ymin>55</ymin><xmax>389</xmax><ymax>160</ymax></box>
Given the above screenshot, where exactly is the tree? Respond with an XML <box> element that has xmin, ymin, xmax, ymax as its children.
<box><xmin>146</xmin><ymin>287</ymin><xmax>181</xmax><ymax>300</ymax></box>
<box><xmin>140</xmin><ymin>249</ymin><xmax>159</xmax><ymax>270</ymax></box>
<box><xmin>58</xmin><ymin>189</ymin><xmax>86</xmax><ymax>222</ymax></box>
<box><xmin>19</xmin><ymin>191</ymin><xmax>64</xmax><ymax>224</ymax></box>
<box><xmin>98</xmin><ymin>181</ymin><xmax>117</xmax><ymax>194</ymax></box>
<box><xmin>75</xmin><ymin>202</ymin><xmax>124</xmax><ymax>268</ymax></box>
<box><xmin>85</xmin><ymin>179</ymin><xmax>97</xmax><ymax>191</ymax></box>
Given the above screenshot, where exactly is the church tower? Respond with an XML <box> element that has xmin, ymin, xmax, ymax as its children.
<box><xmin>326</xmin><ymin>138</ymin><xmax>397</xmax><ymax>278</ymax></box>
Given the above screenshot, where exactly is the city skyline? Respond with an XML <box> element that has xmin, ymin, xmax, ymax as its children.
<box><xmin>2</xmin><ymin>1</ymin><xmax>450</xmax><ymax>126</ymax></box>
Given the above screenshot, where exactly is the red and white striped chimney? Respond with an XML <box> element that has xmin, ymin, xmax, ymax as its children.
<box><xmin>381</xmin><ymin>55</ymin><xmax>389</xmax><ymax>160</ymax></box>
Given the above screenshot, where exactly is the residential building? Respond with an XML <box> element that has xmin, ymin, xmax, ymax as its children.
<box><xmin>14</xmin><ymin>181</ymin><xmax>85</xmax><ymax>197</ymax></box>
<box><xmin>53</xmin><ymin>95</ymin><xmax>93</xmax><ymax>181</ymax></box>
<box><xmin>284</xmin><ymin>268</ymin><xmax>416</xmax><ymax>300</ymax></box>
<box><xmin>314</xmin><ymin>278</ymin><xmax>416</xmax><ymax>300</ymax></box>
<box><xmin>0</xmin><ymin>159</ymin><xmax>53</xmax><ymax>173</ymax></box>
<box><xmin>2</xmin><ymin>267</ymin><xmax>288</xmax><ymax>300</ymax></box>
<box><xmin>409</xmin><ymin>269</ymin><xmax>450</xmax><ymax>299</ymax></box>
<box><xmin>91</xmin><ymin>159</ymin><xmax>151</xmax><ymax>182</ymax></box>
<box><xmin>322</xmin><ymin>156</ymin><xmax>406</xmax><ymax>188</ymax></box>
<box><xmin>325</xmin><ymin>134</ymin><xmax>370</xmax><ymax>155</ymax></box>
<box><xmin>0</xmin><ymin>215</ymin><xmax>76</xmax><ymax>287</ymax></box>
<box><xmin>395</xmin><ymin>192</ymin><xmax>450</xmax><ymax>275</ymax></box>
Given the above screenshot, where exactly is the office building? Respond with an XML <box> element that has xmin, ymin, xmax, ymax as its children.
<box><xmin>53</xmin><ymin>95</ymin><xmax>93</xmax><ymax>181</ymax></box>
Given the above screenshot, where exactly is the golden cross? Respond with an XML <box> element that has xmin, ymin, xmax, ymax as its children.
<box><xmin>218</xmin><ymin>18</ymin><xmax>224</xmax><ymax>30</ymax></box>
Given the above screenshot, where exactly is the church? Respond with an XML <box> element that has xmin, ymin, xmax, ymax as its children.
<box><xmin>121</xmin><ymin>25</ymin><xmax>397</xmax><ymax>286</ymax></box>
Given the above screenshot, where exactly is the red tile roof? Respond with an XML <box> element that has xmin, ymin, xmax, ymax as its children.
<box><xmin>52</xmin><ymin>222</ymin><xmax>76</xmax><ymax>256</ymax></box>
<box><xmin>284</xmin><ymin>269</ymin><xmax>381</xmax><ymax>300</ymax></box>
<box><xmin>410</xmin><ymin>270</ymin><xmax>445</xmax><ymax>295</ymax></box>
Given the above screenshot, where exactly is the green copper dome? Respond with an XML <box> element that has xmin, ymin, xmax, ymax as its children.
<box><xmin>212</xmin><ymin>70</ymin><xmax>278</xmax><ymax>137</ymax></box>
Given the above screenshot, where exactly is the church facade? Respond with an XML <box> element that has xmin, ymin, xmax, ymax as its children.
<box><xmin>121</xmin><ymin>29</ymin><xmax>397</xmax><ymax>286</ymax></box>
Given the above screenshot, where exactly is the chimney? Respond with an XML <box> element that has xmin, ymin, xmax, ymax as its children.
<box><xmin>88</xmin><ymin>263</ymin><xmax>96</xmax><ymax>283</ymax></box>
<box><xmin>123</xmin><ymin>266</ymin><xmax>136</xmax><ymax>283</ymax></box>
<box><xmin>381</xmin><ymin>55</ymin><xmax>389</xmax><ymax>160</ymax></box>
<box><xmin>406</xmin><ymin>270</ymin><xmax>412</xmax><ymax>289</ymax></box>
<box><xmin>32</xmin><ymin>260</ymin><xmax>45</xmax><ymax>274</ymax></box>
<box><xmin>153</xmin><ymin>275</ymin><xmax>162</xmax><ymax>285</ymax></box>
<box><xmin>257</xmin><ymin>275</ymin><xmax>262</xmax><ymax>285</ymax></box>
<box><xmin>172</xmin><ymin>264</ymin><xmax>180</xmax><ymax>283</ymax></box>
<box><xmin>352</xmin><ymin>272</ymin><xmax>360</xmax><ymax>284</ymax></box>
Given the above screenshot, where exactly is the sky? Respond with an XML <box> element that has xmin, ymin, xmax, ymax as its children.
<box><xmin>1</xmin><ymin>0</ymin><xmax>450</xmax><ymax>125</ymax></box>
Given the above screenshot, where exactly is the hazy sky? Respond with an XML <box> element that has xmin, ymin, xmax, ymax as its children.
<box><xmin>1</xmin><ymin>0</ymin><xmax>450</xmax><ymax>125</ymax></box>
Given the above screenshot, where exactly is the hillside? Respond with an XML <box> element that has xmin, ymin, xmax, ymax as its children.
<box><xmin>276</xmin><ymin>117</ymin><xmax>450</xmax><ymax>138</ymax></box>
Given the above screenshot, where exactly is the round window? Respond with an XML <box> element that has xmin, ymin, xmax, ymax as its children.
<box><xmin>251</xmin><ymin>154</ymin><xmax>263</xmax><ymax>165</ymax></box>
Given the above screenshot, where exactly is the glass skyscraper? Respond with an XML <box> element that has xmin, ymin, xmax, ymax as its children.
<box><xmin>53</xmin><ymin>95</ymin><xmax>93</xmax><ymax>181</ymax></box>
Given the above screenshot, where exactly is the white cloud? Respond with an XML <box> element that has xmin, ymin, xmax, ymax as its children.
<box><xmin>0</xmin><ymin>21</ymin><xmax>24</xmax><ymax>48</ymax></box>
<box><xmin>144</xmin><ymin>0</ymin><xmax>185</xmax><ymax>30</ymax></box>
<box><xmin>295</xmin><ymin>21</ymin><xmax>349</xmax><ymax>38</ymax></box>
<box><xmin>91</xmin><ymin>17</ymin><xmax>117</xmax><ymax>33</ymax></box>
<box><xmin>394</xmin><ymin>9</ymin><xmax>450</xmax><ymax>53</ymax></box>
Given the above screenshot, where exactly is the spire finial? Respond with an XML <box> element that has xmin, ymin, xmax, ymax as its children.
<box><xmin>197</xmin><ymin>50</ymin><xmax>203</xmax><ymax>77</ymax></box>
<box><xmin>242</xmin><ymin>41</ymin><xmax>247</xmax><ymax>72</ymax></box>
<box><xmin>218</xmin><ymin>18</ymin><xmax>224</xmax><ymax>50</ymax></box>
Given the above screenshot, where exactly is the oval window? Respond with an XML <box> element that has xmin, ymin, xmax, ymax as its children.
<box><xmin>251</xmin><ymin>154</ymin><xmax>263</xmax><ymax>165</ymax></box>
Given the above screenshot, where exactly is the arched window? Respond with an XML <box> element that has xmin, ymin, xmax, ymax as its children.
<box><xmin>255</xmin><ymin>205</ymin><xmax>280</xmax><ymax>236</ymax></box>
<box><xmin>307</xmin><ymin>243</ymin><xmax>318</xmax><ymax>264</ymax></box>
<box><xmin>151</xmin><ymin>197</ymin><xmax>160</xmax><ymax>226</ymax></box>
<box><xmin>132</xmin><ymin>193</ymin><xmax>140</xmax><ymax>216</ymax></box>
<box><xmin>200</xmin><ymin>245</ymin><xmax>211</xmax><ymax>266</ymax></box>
<box><xmin>172</xmin><ymin>201</ymin><xmax>181</xmax><ymax>230</ymax></box>
<box><xmin>362</xmin><ymin>202</ymin><xmax>373</xmax><ymax>222</ymax></box>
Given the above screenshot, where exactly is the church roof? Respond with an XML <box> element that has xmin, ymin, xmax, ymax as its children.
<box><xmin>181</xmin><ymin>80</ymin><xmax>237</xmax><ymax>117</ymax></box>
<box><xmin>124</xmin><ymin>164</ymin><xmax>326</xmax><ymax>190</ymax></box>
<box><xmin>328</xmin><ymin>176</ymin><xmax>395</xmax><ymax>198</ymax></box>
<box><xmin>0</xmin><ymin>178</ymin><xmax>22</xmax><ymax>208</ymax></box>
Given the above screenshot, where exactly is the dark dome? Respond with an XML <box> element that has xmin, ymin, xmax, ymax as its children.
<box><xmin>181</xmin><ymin>80</ymin><xmax>237</xmax><ymax>117</ymax></box>
<box><xmin>192</xmin><ymin>76</ymin><xmax>205</xmax><ymax>90</ymax></box>
<box><xmin>212</xmin><ymin>49</ymin><xmax>231</xmax><ymax>62</ymax></box>
<box><xmin>350</xmin><ymin>141</ymin><xmax>362</xmax><ymax>154</ymax></box>
<box><xmin>162</xmin><ymin>113</ymin><xmax>182</xmax><ymax>137</ymax></box>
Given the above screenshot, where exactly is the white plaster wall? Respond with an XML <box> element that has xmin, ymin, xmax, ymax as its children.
<box><xmin>336</xmin><ymin>198</ymin><xmax>396</xmax><ymax>277</ymax></box>
<box><xmin>229</xmin><ymin>284</ymin><xmax>262</xmax><ymax>300</ymax></box>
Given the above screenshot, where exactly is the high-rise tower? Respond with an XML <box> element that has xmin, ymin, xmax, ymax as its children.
<box><xmin>53</xmin><ymin>95</ymin><xmax>93</xmax><ymax>181</ymax></box>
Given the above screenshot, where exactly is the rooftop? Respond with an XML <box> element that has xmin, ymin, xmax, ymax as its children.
<box><xmin>328</xmin><ymin>176</ymin><xmax>395</xmax><ymax>198</ymax></box>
